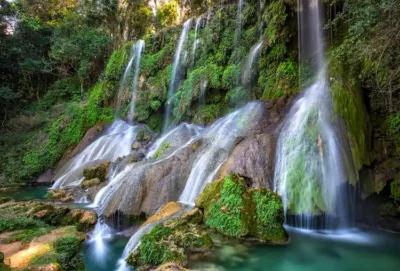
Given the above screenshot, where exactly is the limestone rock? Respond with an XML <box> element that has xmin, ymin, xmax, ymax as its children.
<box><xmin>141</xmin><ymin>202</ymin><xmax>182</xmax><ymax>228</ymax></box>
<box><xmin>83</xmin><ymin>160</ymin><xmax>110</xmax><ymax>183</ymax></box>
<box><xmin>127</xmin><ymin>220</ymin><xmax>212</xmax><ymax>270</ymax></box>
<box><xmin>81</xmin><ymin>178</ymin><xmax>101</xmax><ymax>189</ymax></box>
<box><xmin>219</xmin><ymin>133</ymin><xmax>276</xmax><ymax>189</ymax></box>
<box><xmin>47</xmin><ymin>189</ymin><xmax>74</xmax><ymax>202</ymax></box>
<box><xmin>196</xmin><ymin>174</ymin><xmax>288</xmax><ymax>243</ymax></box>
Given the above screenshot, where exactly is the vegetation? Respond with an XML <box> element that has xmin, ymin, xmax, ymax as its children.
<box><xmin>127</xmin><ymin>218</ymin><xmax>212</xmax><ymax>268</ymax></box>
<box><xmin>196</xmin><ymin>174</ymin><xmax>287</xmax><ymax>242</ymax></box>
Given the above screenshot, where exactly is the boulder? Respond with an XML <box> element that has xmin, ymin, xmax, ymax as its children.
<box><xmin>196</xmin><ymin>174</ymin><xmax>288</xmax><ymax>243</ymax></box>
<box><xmin>83</xmin><ymin>160</ymin><xmax>110</xmax><ymax>182</ymax></box>
<box><xmin>141</xmin><ymin>202</ymin><xmax>182</xmax><ymax>228</ymax></box>
<box><xmin>219</xmin><ymin>133</ymin><xmax>276</xmax><ymax>189</ymax></box>
<box><xmin>132</xmin><ymin>141</ymin><xmax>142</xmax><ymax>150</ymax></box>
<box><xmin>126</xmin><ymin>220</ymin><xmax>212</xmax><ymax>269</ymax></box>
<box><xmin>81</xmin><ymin>178</ymin><xmax>101</xmax><ymax>189</ymax></box>
<box><xmin>47</xmin><ymin>190</ymin><xmax>74</xmax><ymax>202</ymax></box>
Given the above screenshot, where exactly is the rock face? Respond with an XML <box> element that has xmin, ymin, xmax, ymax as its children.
<box><xmin>83</xmin><ymin>160</ymin><xmax>110</xmax><ymax>183</ymax></box>
<box><xmin>195</xmin><ymin>174</ymin><xmax>288</xmax><ymax>243</ymax></box>
<box><xmin>219</xmin><ymin>134</ymin><xmax>277</xmax><ymax>189</ymax></box>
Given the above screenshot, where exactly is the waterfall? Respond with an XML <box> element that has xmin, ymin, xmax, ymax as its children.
<box><xmin>115</xmin><ymin>223</ymin><xmax>156</xmax><ymax>271</ymax></box>
<box><xmin>51</xmin><ymin>121</ymin><xmax>142</xmax><ymax>189</ymax></box>
<box><xmin>274</xmin><ymin>0</ymin><xmax>355</xmax><ymax>229</ymax></box>
<box><xmin>128</xmin><ymin>40</ymin><xmax>145</xmax><ymax>123</ymax></box>
<box><xmin>116</xmin><ymin>45</ymin><xmax>136</xmax><ymax>113</ymax></box>
<box><xmin>90</xmin><ymin>123</ymin><xmax>202</xmax><ymax>215</ymax></box>
<box><xmin>242</xmin><ymin>41</ymin><xmax>263</xmax><ymax>86</ymax></box>
<box><xmin>179</xmin><ymin>102</ymin><xmax>264</xmax><ymax>204</ymax></box>
<box><xmin>163</xmin><ymin>19</ymin><xmax>192</xmax><ymax>131</ymax></box>
<box><xmin>191</xmin><ymin>18</ymin><xmax>201</xmax><ymax>68</ymax></box>
<box><xmin>236</xmin><ymin>0</ymin><xmax>244</xmax><ymax>44</ymax></box>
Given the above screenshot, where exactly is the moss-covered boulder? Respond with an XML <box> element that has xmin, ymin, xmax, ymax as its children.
<box><xmin>46</xmin><ymin>190</ymin><xmax>73</xmax><ymax>202</ymax></box>
<box><xmin>196</xmin><ymin>174</ymin><xmax>287</xmax><ymax>243</ymax></box>
<box><xmin>126</xmin><ymin>219</ymin><xmax>212</xmax><ymax>269</ymax></box>
<box><xmin>82</xmin><ymin>160</ymin><xmax>110</xmax><ymax>182</ymax></box>
<box><xmin>81</xmin><ymin>178</ymin><xmax>101</xmax><ymax>189</ymax></box>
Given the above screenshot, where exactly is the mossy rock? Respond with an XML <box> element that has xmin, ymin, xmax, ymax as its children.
<box><xmin>390</xmin><ymin>180</ymin><xmax>400</xmax><ymax>201</ymax></box>
<box><xmin>81</xmin><ymin>178</ymin><xmax>101</xmax><ymax>189</ymax></box>
<box><xmin>83</xmin><ymin>161</ymin><xmax>110</xmax><ymax>182</ymax></box>
<box><xmin>126</xmin><ymin>220</ymin><xmax>212</xmax><ymax>269</ymax></box>
<box><xmin>153</xmin><ymin>142</ymin><xmax>171</xmax><ymax>159</ymax></box>
<box><xmin>196</xmin><ymin>174</ymin><xmax>287</xmax><ymax>243</ymax></box>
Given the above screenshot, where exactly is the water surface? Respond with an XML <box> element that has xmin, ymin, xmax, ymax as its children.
<box><xmin>189</xmin><ymin>227</ymin><xmax>400</xmax><ymax>271</ymax></box>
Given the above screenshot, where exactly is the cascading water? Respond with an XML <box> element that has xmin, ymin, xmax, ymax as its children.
<box><xmin>179</xmin><ymin>102</ymin><xmax>264</xmax><ymax>204</ymax></box>
<box><xmin>127</xmin><ymin>40</ymin><xmax>145</xmax><ymax>123</ymax></box>
<box><xmin>242</xmin><ymin>41</ymin><xmax>263</xmax><ymax>86</ymax></box>
<box><xmin>116</xmin><ymin>45</ymin><xmax>136</xmax><ymax>113</ymax></box>
<box><xmin>274</xmin><ymin>0</ymin><xmax>355</xmax><ymax>229</ymax></box>
<box><xmin>51</xmin><ymin>121</ymin><xmax>142</xmax><ymax>189</ymax></box>
<box><xmin>164</xmin><ymin>19</ymin><xmax>192</xmax><ymax>131</ymax></box>
<box><xmin>236</xmin><ymin>0</ymin><xmax>244</xmax><ymax>44</ymax></box>
<box><xmin>190</xmin><ymin>18</ymin><xmax>201</xmax><ymax>68</ymax></box>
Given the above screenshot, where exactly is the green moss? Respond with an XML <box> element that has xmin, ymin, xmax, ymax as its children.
<box><xmin>329</xmin><ymin>57</ymin><xmax>371</xmax><ymax>182</ymax></box>
<box><xmin>127</xmin><ymin>220</ymin><xmax>212</xmax><ymax>269</ymax></box>
<box><xmin>205</xmin><ymin>175</ymin><xmax>249</xmax><ymax>237</ymax></box>
<box><xmin>196</xmin><ymin>174</ymin><xmax>287</xmax><ymax>242</ymax></box>
<box><xmin>54</xmin><ymin>235</ymin><xmax>85</xmax><ymax>271</ymax></box>
<box><xmin>251</xmin><ymin>190</ymin><xmax>286</xmax><ymax>241</ymax></box>
<box><xmin>154</xmin><ymin>142</ymin><xmax>171</xmax><ymax>159</ymax></box>
<box><xmin>390</xmin><ymin>180</ymin><xmax>400</xmax><ymax>201</ymax></box>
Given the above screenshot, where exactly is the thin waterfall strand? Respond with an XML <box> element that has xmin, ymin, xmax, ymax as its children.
<box><xmin>128</xmin><ymin>40</ymin><xmax>145</xmax><ymax>123</ymax></box>
<box><xmin>164</xmin><ymin>19</ymin><xmax>192</xmax><ymax>131</ymax></box>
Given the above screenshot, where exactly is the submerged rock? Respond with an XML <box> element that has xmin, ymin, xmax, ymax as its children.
<box><xmin>195</xmin><ymin>174</ymin><xmax>288</xmax><ymax>243</ymax></box>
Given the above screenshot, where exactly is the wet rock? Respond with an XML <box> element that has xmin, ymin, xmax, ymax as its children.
<box><xmin>103</xmin><ymin>139</ymin><xmax>199</xmax><ymax>218</ymax></box>
<box><xmin>180</xmin><ymin>208</ymin><xmax>203</xmax><ymax>225</ymax></box>
<box><xmin>219</xmin><ymin>133</ymin><xmax>276</xmax><ymax>189</ymax></box>
<box><xmin>47</xmin><ymin>189</ymin><xmax>74</xmax><ymax>202</ymax></box>
<box><xmin>36</xmin><ymin>169</ymin><xmax>54</xmax><ymax>184</ymax></box>
<box><xmin>132</xmin><ymin>141</ymin><xmax>142</xmax><ymax>150</ymax></box>
<box><xmin>81</xmin><ymin>178</ymin><xmax>101</xmax><ymax>189</ymax></box>
<box><xmin>141</xmin><ymin>202</ymin><xmax>182</xmax><ymax>228</ymax></box>
<box><xmin>54</xmin><ymin>125</ymin><xmax>103</xmax><ymax>174</ymax></box>
<box><xmin>129</xmin><ymin>151</ymin><xmax>146</xmax><ymax>163</ymax></box>
<box><xmin>126</xmin><ymin>220</ymin><xmax>212</xmax><ymax>270</ymax></box>
<box><xmin>196</xmin><ymin>174</ymin><xmax>288</xmax><ymax>243</ymax></box>
<box><xmin>83</xmin><ymin>160</ymin><xmax>110</xmax><ymax>182</ymax></box>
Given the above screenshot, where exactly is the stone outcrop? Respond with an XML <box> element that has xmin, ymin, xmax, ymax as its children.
<box><xmin>83</xmin><ymin>160</ymin><xmax>110</xmax><ymax>183</ymax></box>
<box><xmin>219</xmin><ymin>133</ymin><xmax>277</xmax><ymax>189</ymax></box>
<box><xmin>126</xmin><ymin>211</ymin><xmax>212</xmax><ymax>270</ymax></box>
<box><xmin>196</xmin><ymin>174</ymin><xmax>288</xmax><ymax>243</ymax></box>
